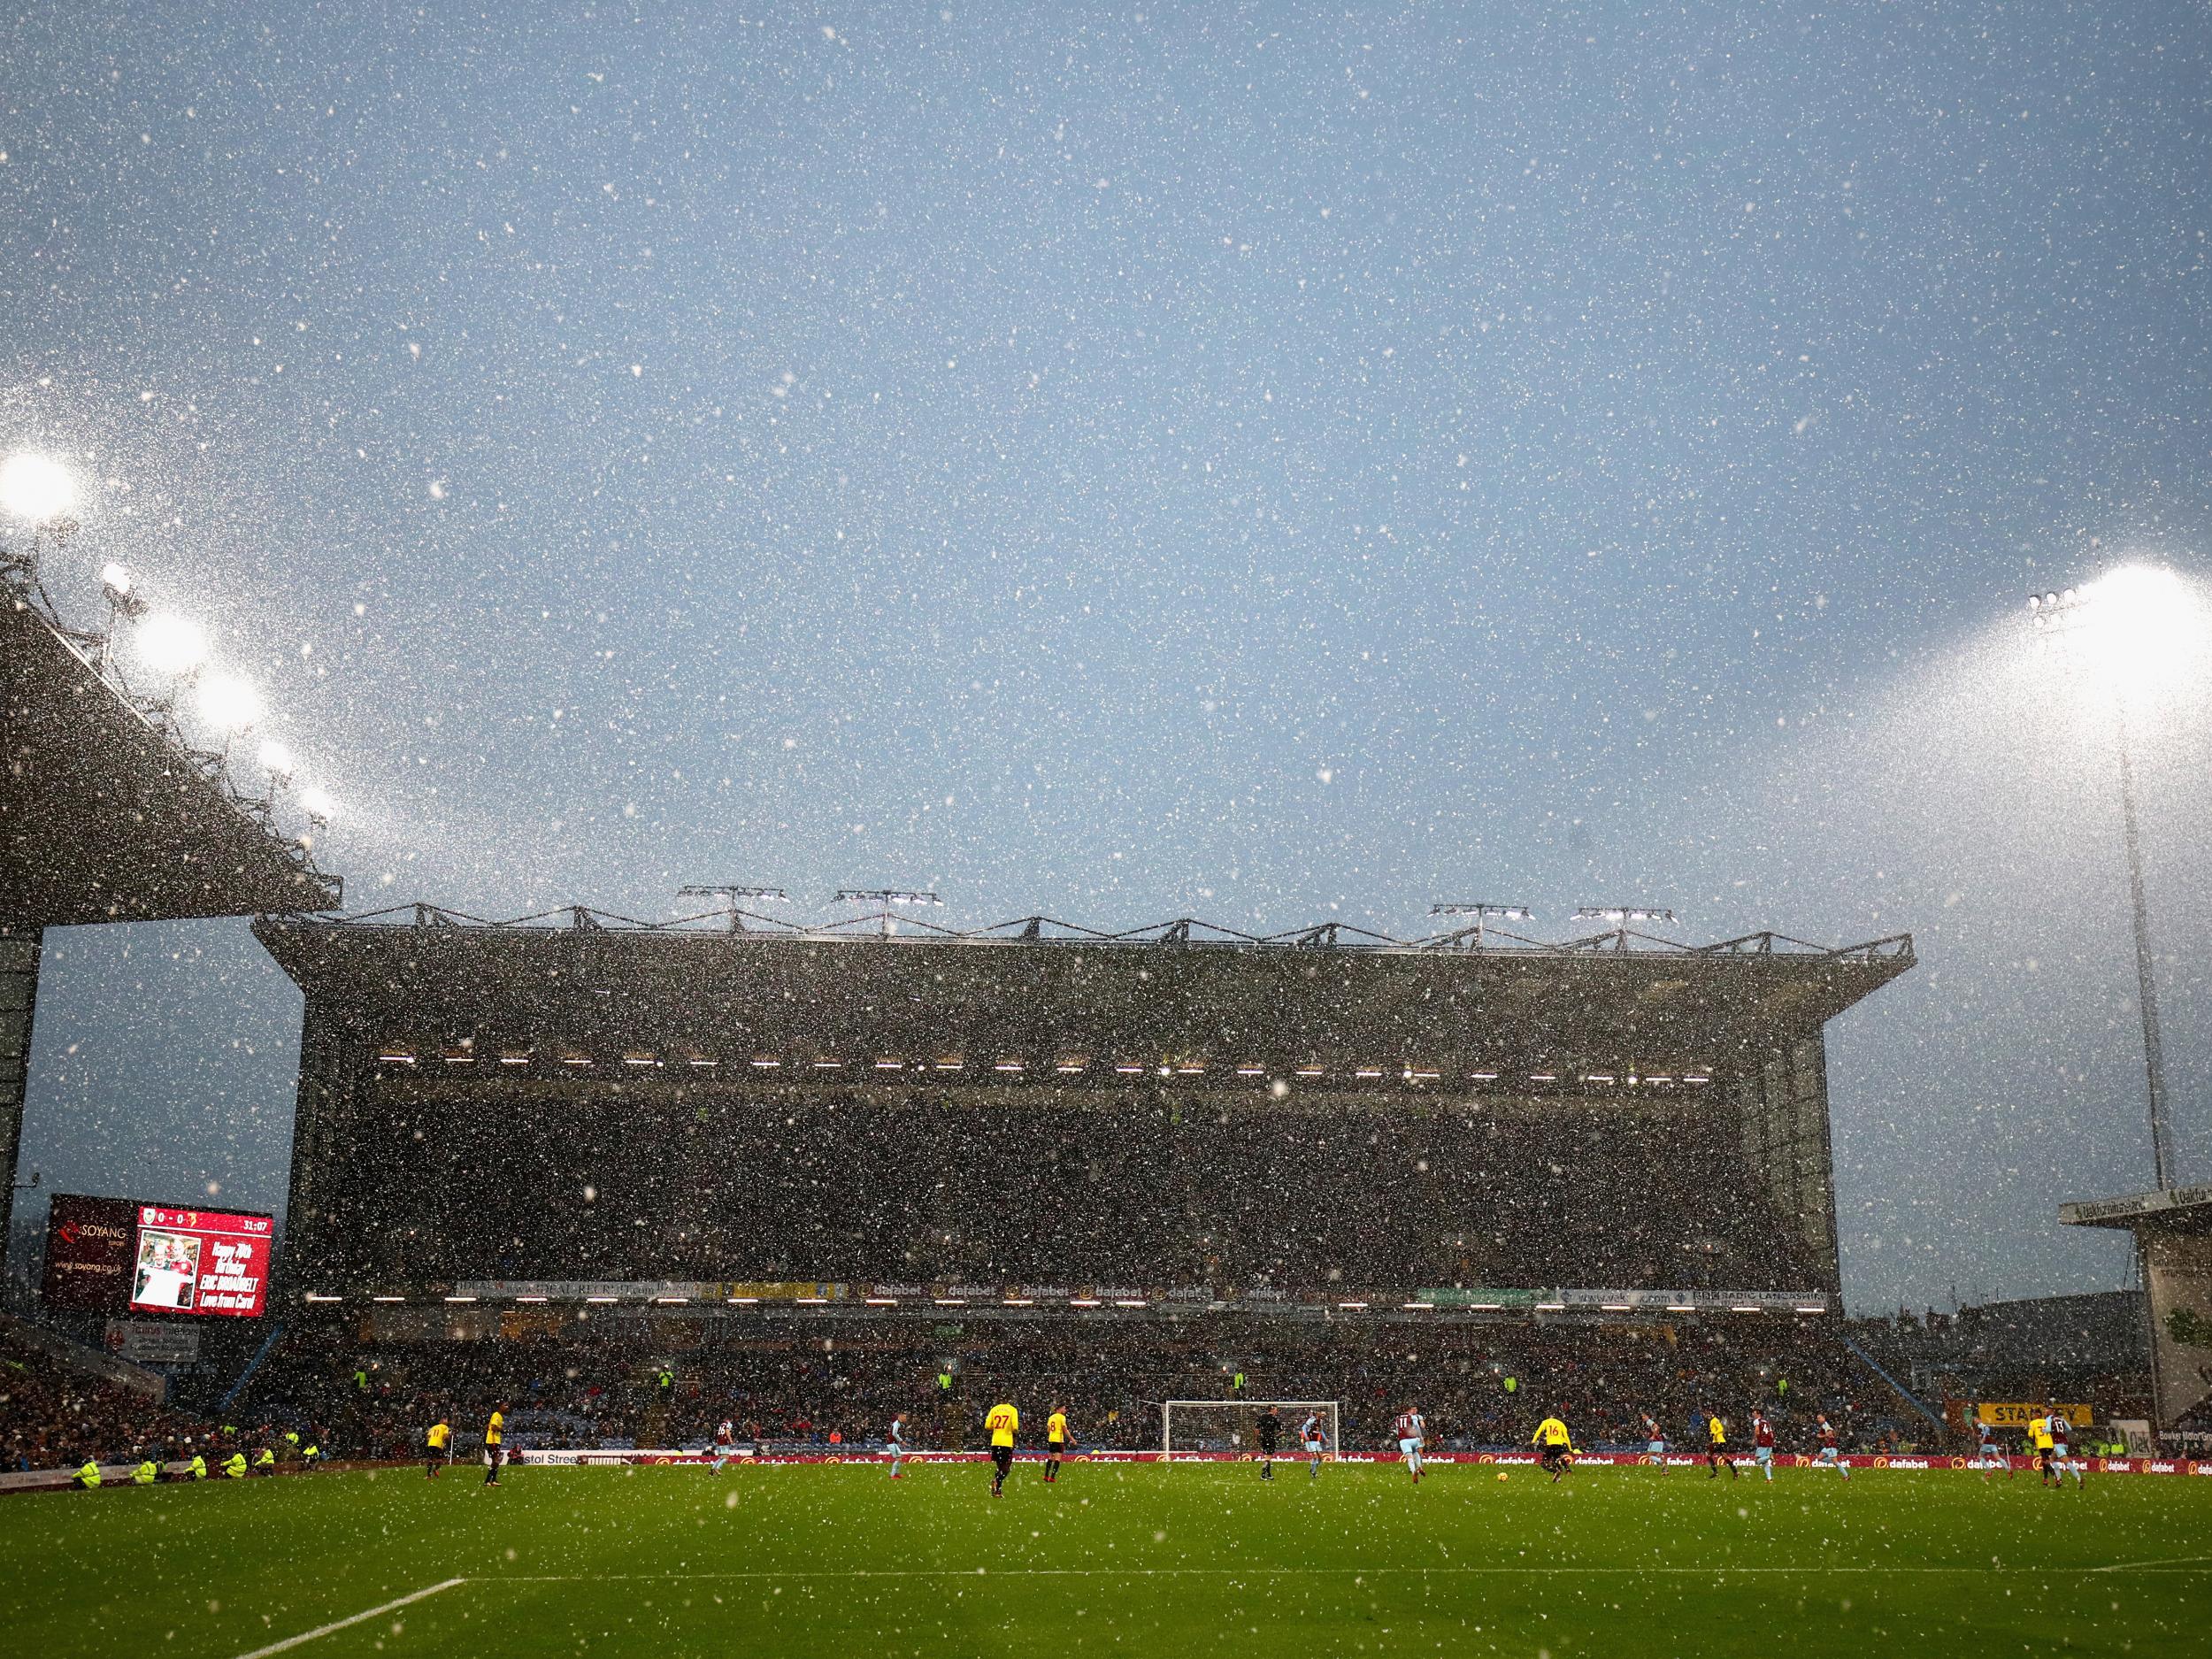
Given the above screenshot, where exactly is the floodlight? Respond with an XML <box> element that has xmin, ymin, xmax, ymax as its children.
<box><xmin>136</xmin><ymin>613</ymin><xmax>209</xmax><ymax>675</ymax></box>
<box><xmin>300</xmin><ymin>786</ymin><xmax>335</xmax><ymax>825</ymax></box>
<box><xmin>0</xmin><ymin>453</ymin><xmax>78</xmax><ymax>524</ymax></box>
<box><xmin>195</xmin><ymin>671</ymin><xmax>264</xmax><ymax>732</ymax></box>
<box><xmin>257</xmin><ymin>740</ymin><xmax>295</xmax><ymax>781</ymax></box>
<box><xmin>836</xmin><ymin>888</ymin><xmax>942</xmax><ymax>905</ymax></box>
<box><xmin>98</xmin><ymin>562</ymin><xmax>132</xmax><ymax>597</ymax></box>
<box><xmin>1573</xmin><ymin>905</ymin><xmax>1676</xmax><ymax>924</ymax></box>
<box><xmin>1429</xmin><ymin>902</ymin><xmax>1533</xmax><ymax>920</ymax></box>
<box><xmin>2033</xmin><ymin>564</ymin><xmax>2202</xmax><ymax>699</ymax></box>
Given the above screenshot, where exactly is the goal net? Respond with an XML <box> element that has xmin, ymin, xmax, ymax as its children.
<box><xmin>1159</xmin><ymin>1400</ymin><xmax>1340</xmax><ymax>1461</ymax></box>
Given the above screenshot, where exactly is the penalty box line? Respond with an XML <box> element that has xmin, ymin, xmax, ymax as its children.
<box><xmin>233</xmin><ymin>1578</ymin><xmax>466</xmax><ymax>1659</ymax></box>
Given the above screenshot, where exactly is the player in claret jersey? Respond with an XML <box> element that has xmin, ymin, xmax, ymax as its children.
<box><xmin>1640</xmin><ymin>1411</ymin><xmax>1668</xmax><ymax>1471</ymax></box>
<box><xmin>1970</xmin><ymin>1407</ymin><xmax>2008</xmax><ymax>1482</ymax></box>
<box><xmin>1812</xmin><ymin>1413</ymin><xmax>1850</xmax><ymax>1481</ymax></box>
<box><xmin>710</xmin><ymin>1417</ymin><xmax>737</xmax><ymax>1475</ymax></box>
<box><xmin>1300</xmin><ymin>1409</ymin><xmax>1328</xmax><ymax>1479</ymax></box>
<box><xmin>2046</xmin><ymin>1404</ymin><xmax>2085</xmax><ymax>1490</ymax></box>
<box><xmin>887</xmin><ymin>1412</ymin><xmax>909</xmax><ymax>1479</ymax></box>
<box><xmin>1394</xmin><ymin>1404</ymin><xmax>1426</xmax><ymax>1485</ymax></box>
<box><xmin>1750</xmin><ymin>1411</ymin><xmax>1777</xmax><ymax>1482</ymax></box>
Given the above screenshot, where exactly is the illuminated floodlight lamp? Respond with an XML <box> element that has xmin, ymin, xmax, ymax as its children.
<box><xmin>299</xmin><ymin>785</ymin><xmax>336</xmax><ymax>826</ymax></box>
<box><xmin>836</xmin><ymin>887</ymin><xmax>941</xmax><ymax>905</ymax></box>
<box><xmin>257</xmin><ymin>740</ymin><xmax>295</xmax><ymax>784</ymax></box>
<box><xmin>135</xmin><ymin>612</ymin><xmax>208</xmax><ymax>676</ymax></box>
<box><xmin>1573</xmin><ymin>905</ymin><xmax>1676</xmax><ymax>925</ymax></box>
<box><xmin>1430</xmin><ymin>902</ymin><xmax>1534</xmax><ymax>920</ymax></box>
<box><xmin>0</xmin><ymin>452</ymin><xmax>78</xmax><ymax>525</ymax></box>
<box><xmin>97</xmin><ymin>561</ymin><xmax>146</xmax><ymax>613</ymax></box>
<box><xmin>2029</xmin><ymin>565</ymin><xmax>2202</xmax><ymax>697</ymax></box>
<box><xmin>679</xmin><ymin>883</ymin><xmax>790</xmax><ymax>902</ymax></box>
<box><xmin>195</xmin><ymin>670</ymin><xmax>264</xmax><ymax>733</ymax></box>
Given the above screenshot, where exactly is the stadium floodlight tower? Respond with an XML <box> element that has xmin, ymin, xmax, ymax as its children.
<box><xmin>836</xmin><ymin>887</ymin><xmax>942</xmax><ymax>940</ymax></box>
<box><xmin>678</xmin><ymin>884</ymin><xmax>792</xmax><ymax>933</ymax></box>
<box><xmin>2026</xmin><ymin>567</ymin><xmax>2200</xmax><ymax>1191</ymax></box>
<box><xmin>1429</xmin><ymin>902</ymin><xmax>1534</xmax><ymax>949</ymax></box>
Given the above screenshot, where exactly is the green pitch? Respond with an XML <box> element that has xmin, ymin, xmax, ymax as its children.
<box><xmin>6</xmin><ymin>1461</ymin><xmax>2208</xmax><ymax>1656</ymax></box>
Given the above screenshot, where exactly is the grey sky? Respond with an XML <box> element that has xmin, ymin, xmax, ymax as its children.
<box><xmin>6</xmin><ymin>3</ymin><xmax>2209</xmax><ymax>1310</ymax></box>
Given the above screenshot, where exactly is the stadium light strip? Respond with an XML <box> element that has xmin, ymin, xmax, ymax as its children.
<box><xmin>1337</xmin><ymin>1301</ymin><xmax>1369</xmax><ymax>1310</ymax></box>
<box><xmin>373</xmin><ymin>1294</ymin><xmax>406</xmax><ymax>1302</ymax></box>
<box><xmin>1113</xmin><ymin>1299</ymin><xmax>1148</xmax><ymax>1308</ymax></box>
<box><xmin>934</xmin><ymin>1297</ymin><xmax>965</xmax><ymax>1306</ymax></box>
<box><xmin>304</xmin><ymin>1293</ymin><xmax>342</xmax><ymax>1302</ymax></box>
<box><xmin>1003</xmin><ymin>1297</ymin><xmax>1034</xmax><ymax>1306</ymax></box>
<box><xmin>1402</xmin><ymin>1301</ymin><xmax>1434</xmax><ymax>1310</ymax></box>
<box><xmin>1069</xmin><ymin>1297</ymin><xmax>1101</xmax><ymax>1307</ymax></box>
<box><xmin>726</xmin><ymin>1296</ymin><xmax>758</xmax><ymax>1304</ymax></box>
<box><xmin>587</xmin><ymin>1295</ymin><xmax>618</xmax><ymax>1303</ymax></box>
<box><xmin>445</xmin><ymin>1295</ymin><xmax>478</xmax><ymax>1303</ymax></box>
<box><xmin>864</xmin><ymin>1296</ymin><xmax>898</xmax><ymax>1306</ymax></box>
<box><xmin>516</xmin><ymin>1295</ymin><xmax>549</xmax><ymax>1303</ymax></box>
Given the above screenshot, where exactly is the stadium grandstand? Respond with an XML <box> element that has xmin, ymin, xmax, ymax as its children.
<box><xmin>0</xmin><ymin>504</ymin><xmax>342</xmax><ymax>1285</ymax></box>
<box><xmin>257</xmin><ymin>902</ymin><xmax>1909</xmax><ymax>1311</ymax></box>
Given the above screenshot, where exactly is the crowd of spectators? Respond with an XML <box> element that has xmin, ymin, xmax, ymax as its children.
<box><xmin>0</xmin><ymin>1327</ymin><xmax>228</xmax><ymax>1472</ymax></box>
<box><xmin>19</xmin><ymin>1307</ymin><xmax>2124</xmax><ymax>1474</ymax></box>
<box><xmin>229</xmin><ymin>1315</ymin><xmax>1939</xmax><ymax>1462</ymax></box>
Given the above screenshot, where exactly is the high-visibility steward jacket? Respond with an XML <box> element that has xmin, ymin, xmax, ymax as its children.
<box><xmin>223</xmin><ymin>1452</ymin><xmax>248</xmax><ymax>1479</ymax></box>
<box><xmin>76</xmin><ymin>1460</ymin><xmax>101</xmax><ymax>1489</ymax></box>
<box><xmin>134</xmin><ymin>1461</ymin><xmax>158</xmax><ymax>1485</ymax></box>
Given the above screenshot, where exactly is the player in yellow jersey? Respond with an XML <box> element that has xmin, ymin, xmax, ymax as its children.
<box><xmin>2028</xmin><ymin>1412</ymin><xmax>2057</xmax><ymax>1488</ymax></box>
<box><xmin>483</xmin><ymin>1402</ymin><xmax>507</xmax><ymax>1487</ymax></box>
<box><xmin>985</xmin><ymin>1401</ymin><xmax>1019</xmax><ymax>1497</ymax></box>
<box><xmin>1532</xmin><ymin>1411</ymin><xmax>1574</xmax><ymax>1482</ymax></box>
<box><xmin>1706</xmin><ymin>1412</ymin><xmax>1737</xmax><ymax>1480</ymax></box>
<box><xmin>1042</xmin><ymin>1404</ymin><xmax>1074</xmax><ymax>1485</ymax></box>
<box><xmin>426</xmin><ymin>1414</ymin><xmax>450</xmax><ymax>1479</ymax></box>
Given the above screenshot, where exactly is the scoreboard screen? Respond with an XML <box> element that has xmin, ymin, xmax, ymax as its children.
<box><xmin>126</xmin><ymin>1203</ymin><xmax>273</xmax><ymax>1317</ymax></box>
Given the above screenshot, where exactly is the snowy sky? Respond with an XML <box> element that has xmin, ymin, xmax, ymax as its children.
<box><xmin>7</xmin><ymin>3</ymin><xmax>2211</xmax><ymax>1312</ymax></box>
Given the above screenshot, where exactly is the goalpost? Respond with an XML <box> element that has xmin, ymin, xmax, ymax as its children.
<box><xmin>1159</xmin><ymin>1400</ymin><xmax>1342</xmax><ymax>1462</ymax></box>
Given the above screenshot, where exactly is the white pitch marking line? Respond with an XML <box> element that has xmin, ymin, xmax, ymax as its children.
<box><xmin>233</xmin><ymin>1578</ymin><xmax>467</xmax><ymax>1658</ymax></box>
<box><xmin>2087</xmin><ymin>1555</ymin><xmax>2212</xmax><ymax>1573</ymax></box>
<box><xmin>484</xmin><ymin>1563</ymin><xmax>2212</xmax><ymax>1580</ymax></box>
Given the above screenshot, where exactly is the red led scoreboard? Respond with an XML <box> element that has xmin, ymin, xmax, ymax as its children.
<box><xmin>42</xmin><ymin>1194</ymin><xmax>272</xmax><ymax>1318</ymax></box>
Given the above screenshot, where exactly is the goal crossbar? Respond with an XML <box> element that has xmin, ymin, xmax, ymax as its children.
<box><xmin>1159</xmin><ymin>1399</ymin><xmax>1341</xmax><ymax>1461</ymax></box>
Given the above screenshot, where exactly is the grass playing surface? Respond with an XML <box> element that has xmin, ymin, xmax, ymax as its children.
<box><xmin>6</xmin><ymin>1460</ymin><xmax>2208</xmax><ymax>1656</ymax></box>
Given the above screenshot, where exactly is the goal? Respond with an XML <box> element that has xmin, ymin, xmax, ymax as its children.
<box><xmin>1159</xmin><ymin>1400</ymin><xmax>1340</xmax><ymax>1461</ymax></box>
